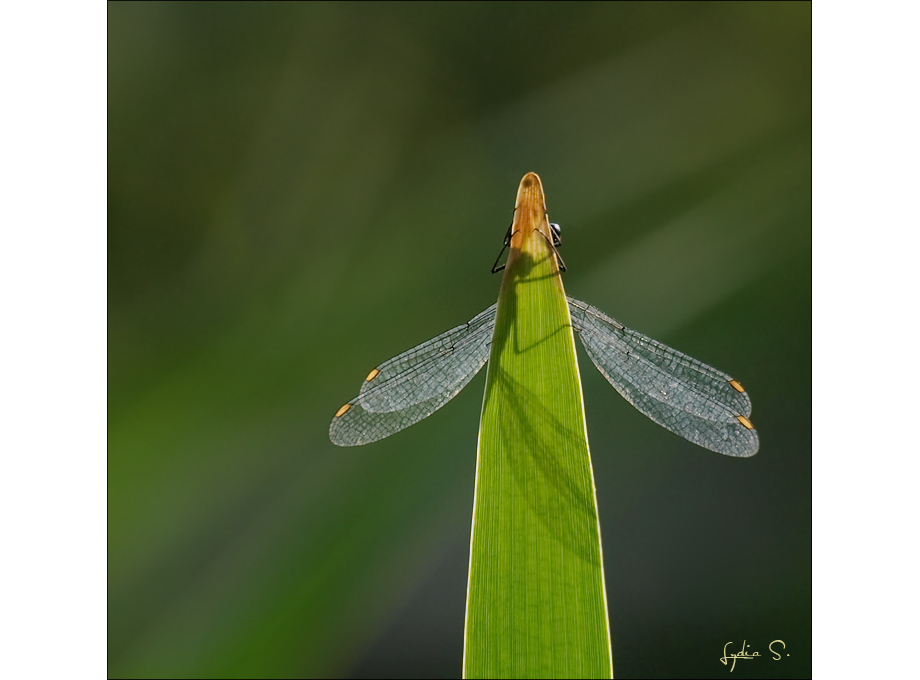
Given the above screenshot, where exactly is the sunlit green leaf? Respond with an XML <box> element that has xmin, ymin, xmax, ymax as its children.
<box><xmin>465</xmin><ymin>177</ymin><xmax>612</xmax><ymax>678</ymax></box>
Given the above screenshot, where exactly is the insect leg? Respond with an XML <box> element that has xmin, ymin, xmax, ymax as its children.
<box><xmin>491</xmin><ymin>223</ymin><xmax>514</xmax><ymax>273</ymax></box>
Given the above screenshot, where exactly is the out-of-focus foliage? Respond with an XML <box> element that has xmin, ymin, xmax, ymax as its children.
<box><xmin>109</xmin><ymin>3</ymin><xmax>811</xmax><ymax>678</ymax></box>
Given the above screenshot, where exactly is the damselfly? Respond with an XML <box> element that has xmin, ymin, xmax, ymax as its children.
<box><xmin>330</xmin><ymin>174</ymin><xmax>758</xmax><ymax>457</ymax></box>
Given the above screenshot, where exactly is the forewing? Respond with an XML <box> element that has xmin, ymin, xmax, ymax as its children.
<box><xmin>568</xmin><ymin>297</ymin><xmax>758</xmax><ymax>457</ymax></box>
<box><xmin>330</xmin><ymin>304</ymin><xmax>497</xmax><ymax>446</ymax></box>
<box><xmin>359</xmin><ymin>304</ymin><xmax>497</xmax><ymax>413</ymax></box>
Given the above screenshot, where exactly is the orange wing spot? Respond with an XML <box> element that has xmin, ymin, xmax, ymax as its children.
<box><xmin>736</xmin><ymin>415</ymin><xmax>754</xmax><ymax>430</ymax></box>
<box><xmin>335</xmin><ymin>403</ymin><xmax>352</xmax><ymax>418</ymax></box>
<box><xmin>365</xmin><ymin>368</ymin><xmax>380</xmax><ymax>382</ymax></box>
<box><xmin>729</xmin><ymin>379</ymin><xmax>745</xmax><ymax>393</ymax></box>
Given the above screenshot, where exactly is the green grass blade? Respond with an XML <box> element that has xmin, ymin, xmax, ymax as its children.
<box><xmin>464</xmin><ymin>179</ymin><xmax>612</xmax><ymax>678</ymax></box>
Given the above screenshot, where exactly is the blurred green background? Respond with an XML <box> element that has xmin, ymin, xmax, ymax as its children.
<box><xmin>109</xmin><ymin>2</ymin><xmax>810</xmax><ymax>678</ymax></box>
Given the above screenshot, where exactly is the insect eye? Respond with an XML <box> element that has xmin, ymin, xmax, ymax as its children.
<box><xmin>549</xmin><ymin>222</ymin><xmax>561</xmax><ymax>236</ymax></box>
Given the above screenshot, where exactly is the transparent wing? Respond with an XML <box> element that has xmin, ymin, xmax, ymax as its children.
<box><xmin>358</xmin><ymin>304</ymin><xmax>498</xmax><ymax>413</ymax></box>
<box><xmin>330</xmin><ymin>304</ymin><xmax>497</xmax><ymax>446</ymax></box>
<box><xmin>568</xmin><ymin>297</ymin><xmax>759</xmax><ymax>457</ymax></box>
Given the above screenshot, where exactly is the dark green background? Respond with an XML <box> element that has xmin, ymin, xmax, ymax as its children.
<box><xmin>109</xmin><ymin>3</ymin><xmax>811</xmax><ymax>678</ymax></box>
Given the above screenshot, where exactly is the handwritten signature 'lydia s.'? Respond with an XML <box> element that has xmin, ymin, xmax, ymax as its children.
<box><xmin>720</xmin><ymin>640</ymin><xmax>788</xmax><ymax>672</ymax></box>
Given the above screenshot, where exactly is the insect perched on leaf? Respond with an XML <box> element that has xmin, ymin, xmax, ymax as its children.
<box><xmin>330</xmin><ymin>173</ymin><xmax>758</xmax><ymax>457</ymax></box>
